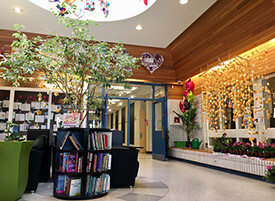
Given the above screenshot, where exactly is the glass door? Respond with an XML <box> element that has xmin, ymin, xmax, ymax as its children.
<box><xmin>152</xmin><ymin>97</ymin><xmax>167</xmax><ymax>161</ymax></box>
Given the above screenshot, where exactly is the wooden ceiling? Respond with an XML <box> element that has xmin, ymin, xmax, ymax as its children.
<box><xmin>168</xmin><ymin>0</ymin><xmax>275</xmax><ymax>81</ymax></box>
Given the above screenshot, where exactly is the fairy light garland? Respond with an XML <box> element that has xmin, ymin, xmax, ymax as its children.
<box><xmin>201</xmin><ymin>50</ymin><xmax>270</xmax><ymax>136</ymax></box>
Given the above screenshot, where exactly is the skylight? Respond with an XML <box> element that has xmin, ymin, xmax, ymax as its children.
<box><xmin>29</xmin><ymin>0</ymin><xmax>157</xmax><ymax>22</ymax></box>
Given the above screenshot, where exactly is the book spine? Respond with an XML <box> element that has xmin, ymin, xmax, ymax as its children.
<box><xmin>96</xmin><ymin>153</ymin><xmax>103</xmax><ymax>172</ymax></box>
<box><xmin>104</xmin><ymin>134</ymin><xmax>108</xmax><ymax>150</ymax></box>
<box><xmin>69</xmin><ymin>136</ymin><xmax>80</xmax><ymax>150</ymax></box>
<box><xmin>59</xmin><ymin>153</ymin><xmax>63</xmax><ymax>171</ymax></box>
<box><xmin>107</xmin><ymin>154</ymin><xmax>112</xmax><ymax>170</ymax></box>
<box><xmin>71</xmin><ymin>133</ymin><xmax>83</xmax><ymax>150</ymax></box>
<box><xmin>59</xmin><ymin>131</ymin><xmax>70</xmax><ymax>150</ymax></box>
<box><xmin>93</xmin><ymin>154</ymin><xmax>97</xmax><ymax>172</ymax></box>
<box><xmin>107</xmin><ymin>133</ymin><xmax>112</xmax><ymax>150</ymax></box>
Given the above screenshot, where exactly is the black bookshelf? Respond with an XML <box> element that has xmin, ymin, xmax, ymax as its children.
<box><xmin>53</xmin><ymin>128</ymin><xmax>112</xmax><ymax>200</ymax></box>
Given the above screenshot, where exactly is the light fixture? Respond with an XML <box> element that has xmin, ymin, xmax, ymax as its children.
<box><xmin>118</xmin><ymin>102</ymin><xmax>123</xmax><ymax>106</ymax></box>
<box><xmin>136</xmin><ymin>25</ymin><xmax>143</xmax><ymax>31</ymax></box>
<box><xmin>130</xmin><ymin>95</ymin><xmax>134</xmax><ymax>99</ymax></box>
<box><xmin>179</xmin><ymin>0</ymin><xmax>188</xmax><ymax>4</ymax></box>
<box><xmin>14</xmin><ymin>7</ymin><xmax>22</xmax><ymax>13</ymax></box>
<box><xmin>109</xmin><ymin>109</ymin><xmax>111</xmax><ymax>112</ymax></box>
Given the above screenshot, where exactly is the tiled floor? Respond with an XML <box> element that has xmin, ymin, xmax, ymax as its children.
<box><xmin>21</xmin><ymin>154</ymin><xmax>275</xmax><ymax>201</ymax></box>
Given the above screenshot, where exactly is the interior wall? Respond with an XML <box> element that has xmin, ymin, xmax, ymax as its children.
<box><xmin>0</xmin><ymin>29</ymin><xmax>177</xmax><ymax>84</ymax></box>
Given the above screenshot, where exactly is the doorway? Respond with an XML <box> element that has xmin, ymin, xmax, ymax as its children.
<box><xmin>102</xmin><ymin>82</ymin><xmax>167</xmax><ymax>161</ymax></box>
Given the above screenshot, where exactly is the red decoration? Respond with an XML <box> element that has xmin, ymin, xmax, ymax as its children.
<box><xmin>144</xmin><ymin>0</ymin><xmax>148</xmax><ymax>5</ymax></box>
<box><xmin>179</xmin><ymin>79</ymin><xmax>195</xmax><ymax>113</ymax></box>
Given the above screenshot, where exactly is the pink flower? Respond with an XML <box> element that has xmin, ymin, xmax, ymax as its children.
<box><xmin>266</xmin><ymin>166</ymin><xmax>273</xmax><ymax>170</ymax></box>
<box><xmin>233</xmin><ymin>142</ymin><xmax>238</xmax><ymax>147</ymax></box>
<box><xmin>272</xmin><ymin>143</ymin><xmax>275</xmax><ymax>147</ymax></box>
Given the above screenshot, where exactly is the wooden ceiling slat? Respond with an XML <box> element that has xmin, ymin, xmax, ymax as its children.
<box><xmin>168</xmin><ymin>0</ymin><xmax>275</xmax><ymax>81</ymax></box>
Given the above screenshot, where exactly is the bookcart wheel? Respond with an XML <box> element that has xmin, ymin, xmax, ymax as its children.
<box><xmin>53</xmin><ymin>128</ymin><xmax>112</xmax><ymax>200</ymax></box>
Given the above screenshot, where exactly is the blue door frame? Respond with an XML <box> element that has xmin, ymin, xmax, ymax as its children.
<box><xmin>98</xmin><ymin>82</ymin><xmax>167</xmax><ymax>160</ymax></box>
<box><xmin>152</xmin><ymin>97</ymin><xmax>167</xmax><ymax>161</ymax></box>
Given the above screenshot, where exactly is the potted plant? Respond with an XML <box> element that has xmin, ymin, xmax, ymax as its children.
<box><xmin>173</xmin><ymin>105</ymin><xmax>200</xmax><ymax>148</ymax></box>
<box><xmin>0</xmin><ymin>122</ymin><xmax>33</xmax><ymax>201</ymax></box>
<box><xmin>0</xmin><ymin>6</ymin><xmax>139</xmax><ymax>127</ymax></box>
<box><xmin>263</xmin><ymin>165</ymin><xmax>275</xmax><ymax>183</ymax></box>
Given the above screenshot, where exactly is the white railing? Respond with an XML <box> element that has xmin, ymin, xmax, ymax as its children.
<box><xmin>171</xmin><ymin>148</ymin><xmax>275</xmax><ymax>176</ymax></box>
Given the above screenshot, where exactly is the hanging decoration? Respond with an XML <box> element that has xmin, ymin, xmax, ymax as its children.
<box><xmin>141</xmin><ymin>52</ymin><xmax>164</xmax><ymax>74</ymax></box>
<box><xmin>56</xmin><ymin>2</ymin><xmax>69</xmax><ymax>16</ymax></box>
<box><xmin>85</xmin><ymin>0</ymin><xmax>95</xmax><ymax>11</ymax></box>
<box><xmin>179</xmin><ymin>79</ymin><xmax>195</xmax><ymax>113</ymax></box>
<box><xmin>53</xmin><ymin>0</ymin><xmax>109</xmax><ymax>18</ymax></box>
<box><xmin>98</xmin><ymin>0</ymin><xmax>110</xmax><ymax>18</ymax></box>
<box><xmin>143</xmin><ymin>0</ymin><xmax>148</xmax><ymax>5</ymax></box>
<box><xmin>201</xmin><ymin>50</ymin><xmax>270</xmax><ymax>135</ymax></box>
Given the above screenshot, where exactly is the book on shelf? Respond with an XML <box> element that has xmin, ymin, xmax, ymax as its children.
<box><xmin>69</xmin><ymin>133</ymin><xmax>83</xmax><ymax>151</ymax></box>
<box><xmin>59</xmin><ymin>153</ymin><xmax>81</xmax><ymax>173</ymax></box>
<box><xmin>56</xmin><ymin>175</ymin><xmax>65</xmax><ymax>194</ymax></box>
<box><xmin>89</xmin><ymin>132</ymin><xmax>112</xmax><ymax>150</ymax></box>
<box><xmin>56</xmin><ymin>176</ymin><xmax>81</xmax><ymax>197</ymax></box>
<box><xmin>59</xmin><ymin>131</ymin><xmax>83</xmax><ymax>151</ymax></box>
<box><xmin>86</xmin><ymin>153</ymin><xmax>93</xmax><ymax>172</ymax></box>
<box><xmin>86</xmin><ymin>174</ymin><xmax>110</xmax><ymax>196</ymax></box>
<box><xmin>68</xmin><ymin>178</ymin><xmax>81</xmax><ymax>197</ymax></box>
<box><xmin>59</xmin><ymin>131</ymin><xmax>70</xmax><ymax>150</ymax></box>
<box><xmin>77</xmin><ymin>157</ymin><xmax>83</xmax><ymax>172</ymax></box>
<box><xmin>96</xmin><ymin>153</ymin><xmax>103</xmax><ymax>172</ymax></box>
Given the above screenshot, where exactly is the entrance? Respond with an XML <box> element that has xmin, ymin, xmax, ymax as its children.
<box><xmin>92</xmin><ymin>82</ymin><xmax>167</xmax><ymax>161</ymax></box>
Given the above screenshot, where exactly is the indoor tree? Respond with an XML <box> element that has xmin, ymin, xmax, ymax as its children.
<box><xmin>0</xmin><ymin>5</ymin><xmax>139</xmax><ymax>126</ymax></box>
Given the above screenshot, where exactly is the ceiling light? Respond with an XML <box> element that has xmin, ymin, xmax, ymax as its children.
<box><xmin>118</xmin><ymin>102</ymin><xmax>123</xmax><ymax>106</ymax></box>
<box><xmin>130</xmin><ymin>95</ymin><xmax>134</xmax><ymax>99</ymax></box>
<box><xmin>14</xmin><ymin>7</ymin><xmax>22</xmax><ymax>13</ymax></box>
<box><xmin>179</xmin><ymin>0</ymin><xmax>188</xmax><ymax>4</ymax></box>
<box><xmin>109</xmin><ymin>109</ymin><xmax>111</xmax><ymax>112</ymax></box>
<box><xmin>136</xmin><ymin>25</ymin><xmax>143</xmax><ymax>31</ymax></box>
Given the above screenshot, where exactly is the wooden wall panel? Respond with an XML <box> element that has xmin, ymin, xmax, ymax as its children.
<box><xmin>187</xmin><ymin>39</ymin><xmax>275</xmax><ymax>96</ymax></box>
<box><xmin>0</xmin><ymin>29</ymin><xmax>177</xmax><ymax>84</ymax></box>
<box><xmin>167</xmin><ymin>84</ymin><xmax>184</xmax><ymax>99</ymax></box>
<box><xmin>168</xmin><ymin>0</ymin><xmax>275</xmax><ymax>81</ymax></box>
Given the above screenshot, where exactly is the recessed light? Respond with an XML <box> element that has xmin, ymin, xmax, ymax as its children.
<box><xmin>179</xmin><ymin>0</ymin><xmax>188</xmax><ymax>4</ymax></box>
<box><xmin>136</xmin><ymin>25</ymin><xmax>143</xmax><ymax>31</ymax></box>
<box><xmin>14</xmin><ymin>7</ymin><xmax>22</xmax><ymax>13</ymax></box>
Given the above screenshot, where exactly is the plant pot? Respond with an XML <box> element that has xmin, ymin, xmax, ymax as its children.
<box><xmin>0</xmin><ymin>141</ymin><xmax>33</xmax><ymax>201</ymax></box>
<box><xmin>174</xmin><ymin>141</ymin><xmax>186</xmax><ymax>148</ymax></box>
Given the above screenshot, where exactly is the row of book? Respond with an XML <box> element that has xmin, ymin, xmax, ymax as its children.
<box><xmin>87</xmin><ymin>153</ymin><xmax>112</xmax><ymax>172</ymax></box>
<box><xmin>86</xmin><ymin>174</ymin><xmax>110</xmax><ymax>196</ymax></box>
<box><xmin>59</xmin><ymin>153</ymin><xmax>83</xmax><ymax>173</ymax></box>
<box><xmin>88</xmin><ymin>132</ymin><xmax>112</xmax><ymax>150</ymax></box>
<box><xmin>59</xmin><ymin>132</ymin><xmax>83</xmax><ymax>151</ymax></box>
<box><xmin>56</xmin><ymin>175</ymin><xmax>81</xmax><ymax>197</ymax></box>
